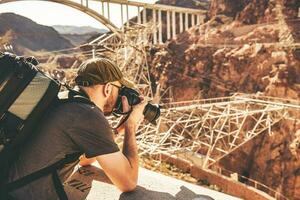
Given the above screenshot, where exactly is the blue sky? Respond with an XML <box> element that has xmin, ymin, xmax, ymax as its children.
<box><xmin>0</xmin><ymin>0</ymin><xmax>157</xmax><ymax>30</ymax></box>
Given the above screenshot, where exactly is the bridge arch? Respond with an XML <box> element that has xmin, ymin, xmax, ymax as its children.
<box><xmin>0</xmin><ymin>0</ymin><xmax>121</xmax><ymax>36</ymax></box>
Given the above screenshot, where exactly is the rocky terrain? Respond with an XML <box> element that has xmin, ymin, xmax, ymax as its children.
<box><xmin>52</xmin><ymin>25</ymin><xmax>105</xmax><ymax>35</ymax></box>
<box><xmin>52</xmin><ymin>25</ymin><xmax>107</xmax><ymax>46</ymax></box>
<box><xmin>148</xmin><ymin>0</ymin><xmax>300</xmax><ymax>101</ymax></box>
<box><xmin>220</xmin><ymin>119</ymin><xmax>300</xmax><ymax>199</ymax></box>
<box><xmin>0</xmin><ymin>13</ymin><xmax>94</xmax><ymax>79</ymax></box>
<box><xmin>0</xmin><ymin>13</ymin><xmax>73</xmax><ymax>55</ymax></box>
<box><xmin>147</xmin><ymin>0</ymin><xmax>300</xmax><ymax>199</ymax></box>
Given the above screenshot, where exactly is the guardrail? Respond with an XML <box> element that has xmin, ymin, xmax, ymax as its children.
<box><xmin>211</xmin><ymin>166</ymin><xmax>290</xmax><ymax>200</ymax></box>
<box><xmin>157</xmin><ymin>153</ymin><xmax>288</xmax><ymax>200</ymax></box>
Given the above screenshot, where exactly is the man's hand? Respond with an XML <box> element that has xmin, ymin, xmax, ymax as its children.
<box><xmin>124</xmin><ymin>96</ymin><xmax>147</xmax><ymax>128</ymax></box>
<box><xmin>116</xmin><ymin>96</ymin><xmax>147</xmax><ymax>134</ymax></box>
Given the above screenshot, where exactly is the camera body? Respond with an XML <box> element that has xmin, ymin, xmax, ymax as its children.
<box><xmin>113</xmin><ymin>87</ymin><xmax>160</xmax><ymax>124</ymax></box>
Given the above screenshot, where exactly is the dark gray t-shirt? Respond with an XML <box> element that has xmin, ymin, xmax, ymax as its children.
<box><xmin>8</xmin><ymin>97</ymin><xmax>119</xmax><ymax>200</ymax></box>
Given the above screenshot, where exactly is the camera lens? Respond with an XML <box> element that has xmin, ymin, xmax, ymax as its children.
<box><xmin>143</xmin><ymin>103</ymin><xmax>161</xmax><ymax>124</ymax></box>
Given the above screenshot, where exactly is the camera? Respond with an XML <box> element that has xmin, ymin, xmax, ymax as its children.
<box><xmin>113</xmin><ymin>87</ymin><xmax>161</xmax><ymax>124</ymax></box>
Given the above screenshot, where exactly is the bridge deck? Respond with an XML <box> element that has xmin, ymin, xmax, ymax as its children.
<box><xmin>93</xmin><ymin>0</ymin><xmax>206</xmax><ymax>14</ymax></box>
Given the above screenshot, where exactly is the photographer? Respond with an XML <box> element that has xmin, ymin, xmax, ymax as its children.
<box><xmin>7</xmin><ymin>58</ymin><xmax>147</xmax><ymax>200</ymax></box>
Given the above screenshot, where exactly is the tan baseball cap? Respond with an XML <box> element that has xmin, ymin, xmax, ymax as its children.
<box><xmin>75</xmin><ymin>57</ymin><xmax>135</xmax><ymax>88</ymax></box>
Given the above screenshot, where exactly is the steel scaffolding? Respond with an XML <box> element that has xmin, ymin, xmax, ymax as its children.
<box><xmin>134</xmin><ymin>94</ymin><xmax>300</xmax><ymax>169</ymax></box>
<box><xmin>94</xmin><ymin>22</ymin><xmax>300</xmax><ymax>171</ymax></box>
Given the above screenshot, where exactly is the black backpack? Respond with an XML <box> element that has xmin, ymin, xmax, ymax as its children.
<box><xmin>0</xmin><ymin>52</ymin><xmax>88</xmax><ymax>200</ymax></box>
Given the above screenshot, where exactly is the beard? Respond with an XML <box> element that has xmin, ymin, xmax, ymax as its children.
<box><xmin>103</xmin><ymin>93</ymin><xmax>117</xmax><ymax>116</ymax></box>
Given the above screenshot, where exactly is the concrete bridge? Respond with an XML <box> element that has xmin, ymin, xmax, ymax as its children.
<box><xmin>137</xmin><ymin>93</ymin><xmax>300</xmax><ymax>169</ymax></box>
<box><xmin>0</xmin><ymin>0</ymin><xmax>207</xmax><ymax>43</ymax></box>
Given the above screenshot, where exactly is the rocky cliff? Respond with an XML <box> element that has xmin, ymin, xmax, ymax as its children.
<box><xmin>149</xmin><ymin>0</ymin><xmax>299</xmax><ymax>101</ymax></box>
<box><xmin>52</xmin><ymin>25</ymin><xmax>107</xmax><ymax>46</ymax></box>
<box><xmin>148</xmin><ymin>0</ymin><xmax>300</xmax><ymax>199</ymax></box>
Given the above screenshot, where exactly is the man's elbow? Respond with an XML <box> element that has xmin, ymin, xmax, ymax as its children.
<box><xmin>119</xmin><ymin>180</ymin><xmax>137</xmax><ymax>192</ymax></box>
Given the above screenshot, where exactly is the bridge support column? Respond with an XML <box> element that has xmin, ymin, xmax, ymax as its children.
<box><xmin>185</xmin><ymin>13</ymin><xmax>189</xmax><ymax>31</ymax></box>
<box><xmin>80</xmin><ymin>0</ymin><xmax>88</xmax><ymax>8</ymax></box>
<box><xmin>143</xmin><ymin>7</ymin><xmax>147</xmax><ymax>43</ymax></box>
<box><xmin>142</xmin><ymin>7</ymin><xmax>147</xmax><ymax>24</ymax></box>
<box><xmin>126</xmin><ymin>4</ymin><xmax>129</xmax><ymax>28</ymax></box>
<box><xmin>191</xmin><ymin>14</ymin><xmax>195</xmax><ymax>27</ymax></box>
<box><xmin>153</xmin><ymin>9</ymin><xmax>157</xmax><ymax>44</ymax></box>
<box><xmin>121</xmin><ymin>4</ymin><xmax>124</xmax><ymax>31</ymax></box>
<box><xmin>179</xmin><ymin>12</ymin><xmax>183</xmax><ymax>33</ymax></box>
<box><xmin>101</xmin><ymin>1</ymin><xmax>105</xmax><ymax>16</ymax></box>
<box><xmin>137</xmin><ymin>6</ymin><xmax>143</xmax><ymax>42</ymax></box>
<box><xmin>167</xmin><ymin>11</ymin><xmax>171</xmax><ymax>40</ymax></box>
<box><xmin>138</xmin><ymin>6</ymin><xmax>142</xmax><ymax>24</ymax></box>
<box><xmin>158</xmin><ymin>10</ymin><xmax>163</xmax><ymax>44</ymax></box>
<box><xmin>172</xmin><ymin>11</ymin><xmax>176</xmax><ymax>39</ymax></box>
<box><xmin>107</xmin><ymin>2</ymin><xmax>110</xmax><ymax>21</ymax></box>
<box><xmin>197</xmin><ymin>14</ymin><xmax>201</xmax><ymax>25</ymax></box>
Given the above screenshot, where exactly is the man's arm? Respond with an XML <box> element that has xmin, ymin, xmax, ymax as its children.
<box><xmin>96</xmin><ymin>96</ymin><xmax>146</xmax><ymax>192</ymax></box>
<box><xmin>79</xmin><ymin>123</ymin><xmax>139</xmax><ymax>191</ymax></box>
<box><xmin>95</xmin><ymin>123</ymin><xmax>138</xmax><ymax>192</ymax></box>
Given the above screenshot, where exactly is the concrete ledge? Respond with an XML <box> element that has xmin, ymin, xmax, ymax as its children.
<box><xmin>64</xmin><ymin>163</ymin><xmax>241</xmax><ymax>200</ymax></box>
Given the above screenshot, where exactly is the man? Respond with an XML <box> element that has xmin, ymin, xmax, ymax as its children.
<box><xmin>7</xmin><ymin>58</ymin><xmax>146</xmax><ymax>200</ymax></box>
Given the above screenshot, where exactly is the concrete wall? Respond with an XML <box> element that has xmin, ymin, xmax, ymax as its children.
<box><xmin>159</xmin><ymin>154</ymin><xmax>273</xmax><ymax>200</ymax></box>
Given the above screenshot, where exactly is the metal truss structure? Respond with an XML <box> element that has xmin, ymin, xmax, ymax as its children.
<box><xmin>89</xmin><ymin>22</ymin><xmax>159</xmax><ymax>99</ymax></box>
<box><xmin>135</xmin><ymin>94</ymin><xmax>300</xmax><ymax>169</ymax></box>
<box><xmin>88</xmin><ymin>15</ymin><xmax>300</xmax><ymax>172</ymax></box>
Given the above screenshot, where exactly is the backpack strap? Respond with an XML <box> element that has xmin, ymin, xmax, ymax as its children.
<box><xmin>52</xmin><ymin>169</ymin><xmax>68</xmax><ymax>200</ymax></box>
<box><xmin>59</xmin><ymin>87</ymin><xmax>95</xmax><ymax>107</ymax></box>
<box><xmin>2</xmin><ymin>152</ymin><xmax>81</xmax><ymax>200</ymax></box>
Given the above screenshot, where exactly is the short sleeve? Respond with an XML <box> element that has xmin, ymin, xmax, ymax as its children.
<box><xmin>65</xmin><ymin>105</ymin><xmax>119</xmax><ymax>158</ymax></box>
